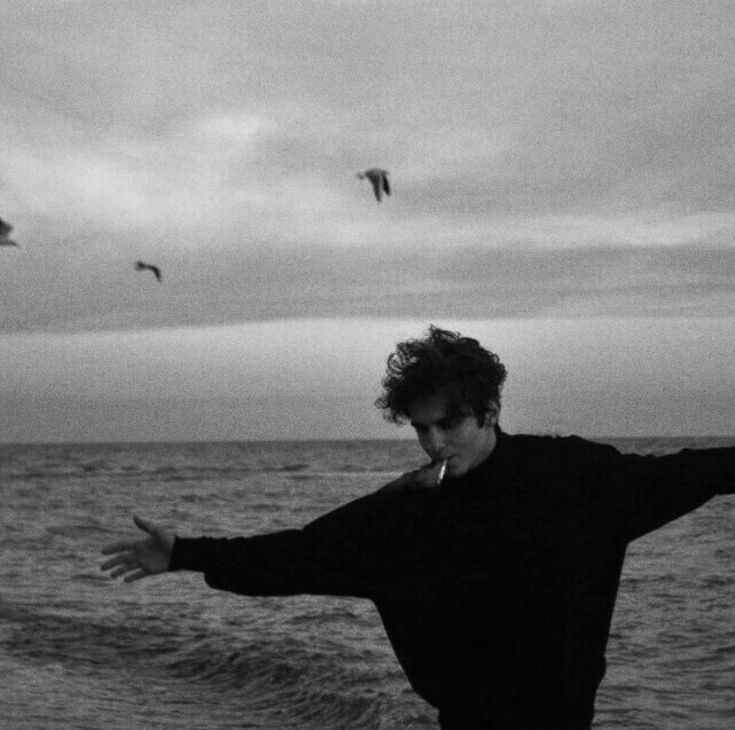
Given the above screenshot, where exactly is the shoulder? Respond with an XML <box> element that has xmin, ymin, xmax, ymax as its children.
<box><xmin>503</xmin><ymin>432</ymin><xmax>624</xmax><ymax>471</ymax></box>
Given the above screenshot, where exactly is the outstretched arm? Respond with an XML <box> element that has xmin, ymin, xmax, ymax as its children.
<box><xmin>100</xmin><ymin>516</ymin><xmax>175</xmax><ymax>583</ymax></box>
<box><xmin>620</xmin><ymin>445</ymin><xmax>735</xmax><ymax>541</ymax></box>
<box><xmin>101</xmin><ymin>490</ymin><xmax>427</xmax><ymax>599</ymax></box>
<box><xmin>569</xmin><ymin>437</ymin><xmax>735</xmax><ymax>541</ymax></box>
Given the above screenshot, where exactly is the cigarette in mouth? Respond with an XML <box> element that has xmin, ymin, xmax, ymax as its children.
<box><xmin>436</xmin><ymin>458</ymin><xmax>448</xmax><ymax>486</ymax></box>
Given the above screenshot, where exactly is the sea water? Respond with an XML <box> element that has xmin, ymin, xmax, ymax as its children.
<box><xmin>1</xmin><ymin>437</ymin><xmax>733</xmax><ymax>729</ymax></box>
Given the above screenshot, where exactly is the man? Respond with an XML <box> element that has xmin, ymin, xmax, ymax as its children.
<box><xmin>101</xmin><ymin>326</ymin><xmax>734</xmax><ymax>729</ymax></box>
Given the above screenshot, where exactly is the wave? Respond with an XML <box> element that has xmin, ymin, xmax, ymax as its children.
<box><xmin>0</xmin><ymin>600</ymin><xmax>417</xmax><ymax>729</ymax></box>
<box><xmin>166</xmin><ymin>634</ymin><xmax>393</xmax><ymax>724</ymax></box>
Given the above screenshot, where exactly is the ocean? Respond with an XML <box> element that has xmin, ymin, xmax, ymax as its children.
<box><xmin>0</xmin><ymin>437</ymin><xmax>733</xmax><ymax>729</ymax></box>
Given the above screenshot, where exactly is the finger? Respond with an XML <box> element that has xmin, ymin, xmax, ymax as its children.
<box><xmin>108</xmin><ymin>564</ymin><xmax>134</xmax><ymax>580</ymax></box>
<box><xmin>124</xmin><ymin>569</ymin><xmax>149</xmax><ymax>583</ymax></box>
<box><xmin>406</xmin><ymin>481</ymin><xmax>433</xmax><ymax>491</ymax></box>
<box><xmin>100</xmin><ymin>554</ymin><xmax>131</xmax><ymax>571</ymax></box>
<box><xmin>133</xmin><ymin>515</ymin><xmax>154</xmax><ymax>535</ymax></box>
<box><xmin>101</xmin><ymin>540</ymin><xmax>138</xmax><ymax>555</ymax></box>
<box><xmin>379</xmin><ymin>473</ymin><xmax>414</xmax><ymax>493</ymax></box>
<box><xmin>413</xmin><ymin>470</ymin><xmax>438</xmax><ymax>488</ymax></box>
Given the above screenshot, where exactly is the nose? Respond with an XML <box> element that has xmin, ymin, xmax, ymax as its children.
<box><xmin>420</xmin><ymin>426</ymin><xmax>446</xmax><ymax>457</ymax></box>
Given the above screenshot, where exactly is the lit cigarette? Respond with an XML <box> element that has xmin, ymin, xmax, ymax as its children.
<box><xmin>436</xmin><ymin>458</ymin><xmax>448</xmax><ymax>486</ymax></box>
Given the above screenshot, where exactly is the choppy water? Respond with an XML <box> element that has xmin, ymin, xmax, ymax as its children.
<box><xmin>1</xmin><ymin>437</ymin><xmax>733</xmax><ymax>729</ymax></box>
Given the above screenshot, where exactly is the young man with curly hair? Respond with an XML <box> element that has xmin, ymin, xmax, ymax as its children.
<box><xmin>101</xmin><ymin>325</ymin><xmax>734</xmax><ymax>729</ymax></box>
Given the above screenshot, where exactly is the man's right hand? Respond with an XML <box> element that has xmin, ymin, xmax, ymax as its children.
<box><xmin>378</xmin><ymin>461</ymin><xmax>444</xmax><ymax>494</ymax></box>
<box><xmin>100</xmin><ymin>516</ymin><xmax>175</xmax><ymax>583</ymax></box>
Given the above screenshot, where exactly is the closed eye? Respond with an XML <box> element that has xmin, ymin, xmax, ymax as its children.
<box><xmin>411</xmin><ymin>415</ymin><xmax>463</xmax><ymax>434</ymax></box>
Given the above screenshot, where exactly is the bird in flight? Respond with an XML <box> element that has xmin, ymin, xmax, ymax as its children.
<box><xmin>0</xmin><ymin>217</ymin><xmax>19</xmax><ymax>246</ymax></box>
<box><xmin>134</xmin><ymin>260</ymin><xmax>162</xmax><ymax>282</ymax></box>
<box><xmin>357</xmin><ymin>168</ymin><xmax>391</xmax><ymax>202</ymax></box>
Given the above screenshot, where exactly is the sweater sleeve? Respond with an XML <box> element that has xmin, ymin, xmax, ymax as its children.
<box><xmin>169</xmin><ymin>490</ymin><xmax>422</xmax><ymax>600</ymax></box>
<box><xmin>581</xmin><ymin>441</ymin><xmax>735</xmax><ymax>542</ymax></box>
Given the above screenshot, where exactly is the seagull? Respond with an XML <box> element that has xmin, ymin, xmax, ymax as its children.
<box><xmin>0</xmin><ymin>217</ymin><xmax>19</xmax><ymax>246</ymax></box>
<box><xmin>134</xmin><ymin>260</ymin><xmax>162</xmax><ymax>282</ymax></box>
<box><xmin>357</xmin><ymin>168</ymin><xmax>391</xmax><ymax>202</ymax></box>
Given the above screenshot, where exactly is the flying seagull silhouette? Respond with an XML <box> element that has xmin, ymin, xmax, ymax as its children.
<box><xmin>357</xmin><ymin>168</ymin><xmax>391</xmax><ymax>202</ymax></box>
<box><xmin>0</xmin><ymin>217</ymin><xmax>19</xmax><ymax>246</ymax></box>
<box><xmin>134</xmin><ymin>260</ymin><xmax>162</xmax><ymax>282</ymax></box>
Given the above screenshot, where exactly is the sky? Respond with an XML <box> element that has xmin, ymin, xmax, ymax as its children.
<box><xmin>1</xmin><ymin>0</ymin><xmax>733</xmax><ymax>442</ymax></box>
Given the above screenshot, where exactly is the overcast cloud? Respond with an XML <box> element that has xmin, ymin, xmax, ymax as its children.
<box><xmin>2</xmin><ymin>0</ymin><xmax>734</xmax><ymax>332</ymax></box>
<box><xmin>0</xmin><ymin>1</ymin><xmax>733</xmax><ymax>440</ymax></box>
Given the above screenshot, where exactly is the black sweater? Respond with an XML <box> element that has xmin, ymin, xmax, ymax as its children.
<box><xmin>170</xmin><ymin>432</ymin><xmax>734</xmax><ymax>728</ymax></box>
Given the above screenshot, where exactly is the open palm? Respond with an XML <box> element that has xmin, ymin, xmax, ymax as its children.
<box><xmin>101</xmin><ymin>516</ymin><xmax>175</xmax><ymax>583</ymax></box>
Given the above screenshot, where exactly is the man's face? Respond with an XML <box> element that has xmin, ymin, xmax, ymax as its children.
<box><xmin>407</xmin><ymin>389</ymin><xmax>499</xmax><ymax>480</ymax></box>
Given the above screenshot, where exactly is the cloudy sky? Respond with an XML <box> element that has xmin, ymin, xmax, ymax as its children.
<box><xmin>1</xmin><ymin>0</ymin><xmax>733</xmax><ymax>442</ymax></box>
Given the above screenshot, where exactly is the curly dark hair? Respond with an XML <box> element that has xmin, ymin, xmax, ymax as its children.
<box><xmin>375</xmin><ymin>325</ymin><xmax>507</xmax><ymax>425</ymax></box>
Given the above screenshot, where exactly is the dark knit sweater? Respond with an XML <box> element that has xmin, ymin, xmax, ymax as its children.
<box><xmin>170</xmin><ymin>432</ymin><xmax>734</xmax><ymax>728</ymax></box>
